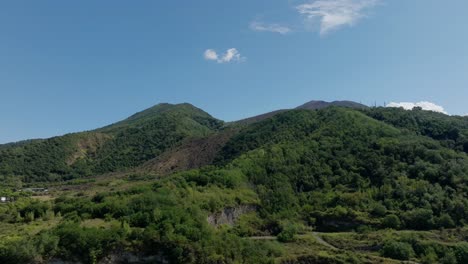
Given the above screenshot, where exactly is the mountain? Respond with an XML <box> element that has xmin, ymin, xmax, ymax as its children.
<box><xmin>231</xmin><ymin>109</ymin><xmax>288</xmax><ymax>126</ymax></box>
<box><xmin>2</xmin><ymin>101</ymin><xmax>468</xmax><ymax>264</ymax></box>
<box><xmin>0</xmin><ymin>100</ymin><xmax>367</xmax><ymax>182</ymax></box>
<box><xmin>0</xmin><ymin>103</ymin><xmax>223</xmax><ymax>182</ymax></box>
<box><xmin>99</xmin><ymin>103</ymin><xmax>218</xmax><ymax>132</ymax></box>
<box><xmin>232</xmin><ymin>100</ymin><xmax>367</xmax><ymax>126</ymax></box>
<box><xmin>296</xmin><ymin>100</ymin><xmax>368</xmax><ymax>110</ymax></box>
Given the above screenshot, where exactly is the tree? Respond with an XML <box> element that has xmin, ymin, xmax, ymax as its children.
<box><xmin>277</xmin><ymin>223</ymin><xmax>297</xmax><ymax>243</ymax></box>
<box><xmin>370</xmin><ymin>203</ymin><xmax>387</xmax><ymax>217</ymax></box>
<box><xmin>440</xmin><ymin>250</ymin><xmax>457</xmax><ymax>264</ymax></box>
<box><xmin>403</xmin><ymin>209</ymin><xmax>434</xmax><ymax>230</ymax></box>
<box><xmin>381</xmin><ymin>240</ymin><xmax>414</xmax><ymax>260</ymax></box>
<box><xmin>382</xmin><ymin>214</ymin><xmax>401</xmax><ymax>229</ymax></box>
<box><xmin>436</xmin><ymin>214</ymin><xmax>455</xmax><ymax>228</ymax></box>
<box><xmin>24</xmin><ymin>212</ymin><xmax>35</xmax><ymax>223</ymax></box>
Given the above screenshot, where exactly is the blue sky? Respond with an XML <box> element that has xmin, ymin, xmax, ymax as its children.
<box><xmin>1</xmin><ymin>0</ymin><xmax>468</xmax><ymax>143</ymax></box>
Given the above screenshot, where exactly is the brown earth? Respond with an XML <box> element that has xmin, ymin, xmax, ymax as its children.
<box><xmin>66</xmin><ymin>133</ymin><xmax>112</xmax><ymax>165</ymax></box>
<box><xmin>138</xmin><ymin>128</ymin><xmax>239</xmax><ymax>175</ymax></box>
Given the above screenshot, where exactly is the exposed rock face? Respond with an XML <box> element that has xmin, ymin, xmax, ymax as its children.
<box><xmin>207</xmin><ymin>205</ymin><xmax>257</xmax><ymax>226</ymax></box>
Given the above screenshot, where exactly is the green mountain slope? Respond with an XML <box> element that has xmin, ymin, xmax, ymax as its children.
<box><xmin>230</xmin><ymin>100</ymin><xmax>367</xmax><ymax>126</ymax></box>
<box><xmin>296</xmin><ymin>100</ymin><xmax>368</xmax><ymax>110</ymax></box>
<box><xmin>362</xmin><ymin>107</ymin><xmax>468</xmax><ymax>152</ymax></box>
<box><xmin>2</xmin><ymin>103</ymin><xmax>468</xmax><ymax>264</ymax></box>
<box><xmin>213</xmin><ymin>108</ymin><xmax>468</xmax><ymax>230</ymax></box>
<box><xmin>0</xmin><ymin>103</ymin><xmax>223</xmax><ymax>182</ymax></box>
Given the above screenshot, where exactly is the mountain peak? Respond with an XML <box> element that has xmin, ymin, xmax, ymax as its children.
<box><xmin>99</xmin><ymin>102</ymin><xmax>216</xmax><ymax>132</ymax></box>
<box><xmin>296</xmin><ymin>100</ymin><xmax>368</xmax><ymax>110</ymax></box>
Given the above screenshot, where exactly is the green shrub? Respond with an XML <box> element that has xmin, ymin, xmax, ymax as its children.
<box><xmin>403</xmin><ymin>209</ymin><xmax>434</xmax><ymax>230</ymax></box>
<box><xmin>277</xmin><ymin>223</ymin><xmax>297</xmax><ymax>242</ymax></box>
<box><xmin>440</xmin><ymin>250</ymin><xmax>457</xmax><ymax>264</ymax></box>
<box><xmin>382</xmin><ymin>214</ymin><xmax>401</xmax><ymax>229</ymax></box>
<box><xmin>420</xmin><ymin>247</ymin><xmax>438</xmax><ymax>264</ymax></box>
<box><xmin>381</xmin><ymin>240</ymin><xmax>415</xmax><ymax>260</ymax></box>
<box><xmin>370</xmin><ymin>203</ymin><xmax>387</xmax><ymax>217</ymax></box>
<box><xmin>436</xmin><ymin>214</ymin><xmax>455</xmax><ymax>228</ymax></box>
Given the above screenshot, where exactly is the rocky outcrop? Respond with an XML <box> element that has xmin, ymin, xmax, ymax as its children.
<box><xmin>207</xmin><ymin>205</ymin><xmax>257</xmax><ymax>226</ymax></box>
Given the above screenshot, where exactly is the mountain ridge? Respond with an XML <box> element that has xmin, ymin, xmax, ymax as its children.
<box><xmin>296</xmin><ymin>100</ymin><xmax>368</xmax><ymax>110</ymax></box>
<box><xmin>231</xmin><ymin>100</ymin><xmax>368</xmax><ymax>126</ymax></box>
<box><xmin>4</xmin><ymin>99</ymin><xmax>468</xmax><ymax>183</ymax></box>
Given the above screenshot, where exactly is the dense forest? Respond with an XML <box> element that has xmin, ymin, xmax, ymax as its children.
<box><xmin>2</xmin><ymin>102</ymin><xmax>468</xmax><ymax>263</ymax></box>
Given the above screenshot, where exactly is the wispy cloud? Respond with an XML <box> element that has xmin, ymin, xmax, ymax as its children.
<box><xmin>250</xmin><ymin>21</ymin><xmax>292</xmax><ymax>34</ymax></box>
<box><xmin>387</xmin><ymin>101</ymin><xmax>448</xmax><ymax>115</ymax></box>
<box><xmin>296</xmin><ymin>0</ymin><xmax>379</xmax><ymax>35</ymax></box>
<box><xmin>204</xmin><ymin>48</ymin><xmax>245</xmax><ymax>63</ymax></box>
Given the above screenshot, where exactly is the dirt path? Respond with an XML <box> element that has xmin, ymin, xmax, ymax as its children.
<box><xmin>248</xmin><ymin>232</ymin><xmax>337</xmax><ymax>251</ymax></box>
<box><xmin>247</xmin><ymin>236</ymin><xmax>276</xmax><ymax>240</ymax></box>
<box><xmin>311</xmin><ymin>232</ymin><xmax>338</xmax><ymax>250</ymax></box>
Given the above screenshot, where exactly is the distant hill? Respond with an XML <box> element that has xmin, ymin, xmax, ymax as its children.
<box><xmin>99</xmin><ymin>103</ymin><xmax>218</xmax><ymax>132</ymax></box>
<box><xmin>0</xmin><ymin>103</ymin><xmax>223</xmax><ymax>182</ymax></box>
<box><xmin>231</xmin><ymin>100</ymin><xmax>367</xmax><ymax>126</ymax></box>
<box><xmin>230</xmin><ymin>109</ymin><xmax>288</xmax><ymax>126</ymax></box>
<box><xmin>296</xmin><ymin>100</ymin><xmax>368</xmax><ymax>110</ymax></box>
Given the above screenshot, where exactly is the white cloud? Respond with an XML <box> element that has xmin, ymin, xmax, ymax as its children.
<box><xmin>296</xmin><ymin>0</ymin><xmax>379</xmax><ymax>35</ymax></box>
<box><xmin>203</xmin><ymin>48</ymin><xmax>245</xmax><ymax>63</ymax></box>
<box><xmin>250</xmin><ymin>21</ymin><xmax>292</xmax><ymax>34</ymax></box>
<box><xmin>204</xmin><ymin>49</ymin><xmax>218</xmax><ymax>61</ymax></box>
<box><xmin>221</xmin><ymin>48</ymin><xmax>242</xmax><ymax>63</ymax></box>
<box><xmin>387</xmin><ymin>101</ymin><xmax>448</xmax><ymax>115</ymax></box>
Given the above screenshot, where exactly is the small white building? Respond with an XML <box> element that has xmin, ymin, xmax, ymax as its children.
<box><xmin>0</xmin><ymin>197</ymin><xmax>6</xmax><ymax>203</ymax></box>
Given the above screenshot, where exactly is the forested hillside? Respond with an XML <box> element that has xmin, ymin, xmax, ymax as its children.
<box><xmin>0</xmin><ymin>103</ymin><xmax>223</xmax><ymax>182</ymax></box>
<box><xmin>2</xmin><ymin>102</ymin><xmax>468</xmax><ymax>264</ymax></box>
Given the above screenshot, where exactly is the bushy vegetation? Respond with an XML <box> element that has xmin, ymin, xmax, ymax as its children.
<box><xmin>0</xmin><ymin>175</ymin><xmax>273</xmax><ymax>264</ymax></box>
<box><xmin>381</xmin><ymin>240</ymin><xmax>414</xmax><ymax>260</ymax></box>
